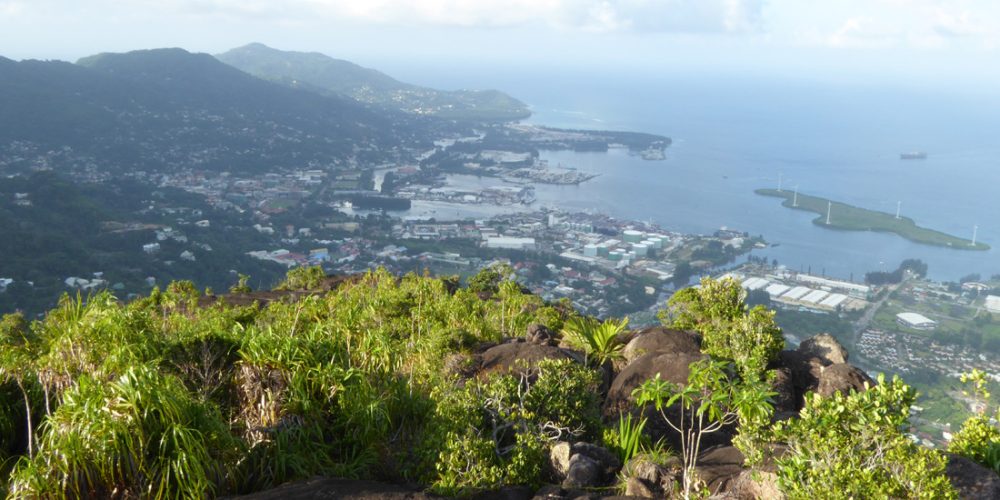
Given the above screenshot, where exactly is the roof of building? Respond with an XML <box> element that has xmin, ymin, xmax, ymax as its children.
<box><xmin>802</xmin><ymin>290</ymin><xmax>830</xmax><ymax>304</ymax></box>
<box><xmin>782</xmin><ymin>286</ymin><xmax>811</xmax><ymax>300</ymax></box>
<box><xmin>820</xmin><ymin>293</ymin><xmax>848</xmax><ymax>308</ymax></box>
<box><xmin>742</xmin><ymin>277</ymin><xmax>770</xmax><ymax>291</ymax></box>
<box><xmin>985</xmin><ymin>295</ymin><xmax>1000</xmax><ymax>313</ymax></box>
<box><xmin>897</xmin><ymin>312</ymin><xmax>936</xmax><ymax>326</ymax></box>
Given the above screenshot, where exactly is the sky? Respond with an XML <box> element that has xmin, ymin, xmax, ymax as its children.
<box><xmin>2</xmin><ymin>0</ymin><xmax>1000</xmax><ymax>87</ymax></box>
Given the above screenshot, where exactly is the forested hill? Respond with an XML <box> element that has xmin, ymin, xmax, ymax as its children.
<box><xmin>216</xmin><ymin>43</ymin><xmax>531</xmax><ymax>121</ymax></box>
<box><xmin>0</xmin><ymin>48</ymin><xmax>452</xmax><ymax>174</ymax></box>
<box><xmin>0</xmin><ymin>270</ymin><xmax>995</xmax><ymax>498</ymax></box>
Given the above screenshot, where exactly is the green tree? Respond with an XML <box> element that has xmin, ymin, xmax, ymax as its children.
<box><xmin>660</xmin><ymin>277</ymin><xmax>784</xmax><ymax>381</ymax></box>
<box><xmin>633</xmin><ymin>359</ymin><xmax>773</xmax><ymax>499</ymax></box>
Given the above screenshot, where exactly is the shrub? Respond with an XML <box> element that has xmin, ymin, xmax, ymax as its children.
<box><xmin>774</xmin><ymin>374</ymin><xmax>956</xmax><ymax>499</ymax></box>
<box><xmin>659</xmin><ymin>277</ymin><xmax>783</xmax><ymax>381</ymax></box>
<box><xmin>634</xmin><ymin>359</ymin><xmax>773</xmax><ymax>499</ymax></box>
<box><xmin>8</xmin><ymin>366</ymin><xmax>241</xmax><ymax>499</ymax></box>
<box><xmin>423</xmin><ymin>359</ymin><xmax>601</xmax><ymax>495</ymax></box>
<box><xmin>561</xmin><ymin>316</ymin><xmax>629</xmax><ymax>366</ymax></box>
<box><xmin>948</xmin><ymin>369</ymin><xmax>1000</xmax><ymax>471</ymax></box>
<box><xmin>274</xmin><ymin>266</ymin><xmax>326</xmax><ymax>291</ymax></box>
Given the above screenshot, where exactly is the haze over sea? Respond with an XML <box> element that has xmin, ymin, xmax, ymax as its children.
<box><xmin>388</xmin><ymin>64</ymin><xmax>1000</xmax><ymax>283</ymax></box>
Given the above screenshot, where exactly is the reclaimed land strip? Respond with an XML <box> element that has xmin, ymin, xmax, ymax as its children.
<box><xmin>755</xmin><ymin>188</ymin><xmax>989</xmax><ymax>251</ymax></box>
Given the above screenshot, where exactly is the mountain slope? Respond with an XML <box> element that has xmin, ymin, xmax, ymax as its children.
<box><xmin>0</xmin><ymin>48</ymin><xmax>447</xmax><ymax>174</ymax></box>
<box><xmin>216</xmin><ymin>43</ymin><xmax>530</xmax><ymax>121</ymax></box>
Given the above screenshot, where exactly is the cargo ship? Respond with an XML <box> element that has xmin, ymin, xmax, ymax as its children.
<box><xmin>900</xmin><ymin>151</ymin><xmax>927</xmax><ymax>160</ymax></box>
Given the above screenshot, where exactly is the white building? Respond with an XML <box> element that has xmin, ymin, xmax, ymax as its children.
<box><xmin>485</xmin><ymin>237</ymin><xmax>536</xmax><ymax>250</ymax></box>
<box><xmin>985</xmin><ymin>295</ymin><xmax>1000</xmax><ymax>314</ymax></box>
<box><xmin>896</xmin><ymin>312</ymin><xmax>937</xmax><ymax>330</ymax></box>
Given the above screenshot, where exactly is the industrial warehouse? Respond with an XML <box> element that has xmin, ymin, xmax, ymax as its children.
<box><xmin>729</xmin><ymin>272</ymin><xmax>871</xmax><ymax>312</ymax></box>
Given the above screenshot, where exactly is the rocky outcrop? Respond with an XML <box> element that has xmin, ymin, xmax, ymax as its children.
<box><xmin>621</xmin><ymin>326</ymin><xmax>702</xmax><ymax>364</ymax></box>
<box><xmin>773</xmin><ymin>334</ymin><xmax>872</xmax><ymax>410</ymax></box>
<box><xmin>620</xmin><ymin>454</ymin><xmax>681</xmax><ymax>498</ymax></box>
<box><xmin>605</xmin><ymin>352</ymin><xmax>706</xmax><ymax>414</ymax></box>
<box><xmin>695</xmin><ymin>446</ymin><xmax>746</xmax><ymax>495</ymax></box>
<box><xmin>815</xmin><ymin>363</ymin><xmax>873</xmax><ymax>398</ymax></box>
<box><xmin>549</xmin><ymin>441</ymin><xmax>621</xmax><ymax>489</ymax></box>
<box><xmin>945</xmin><ymin>454</ymin><xmax>1000</xmax><ymax>500</ymax></box>
<box><xmin>797</xmin><ymin>333</ymin><xmax>849</xmax><ymax>365</ymax></box>
<box><xmin>525</xmin><ymin>324</ymin><xmax>558</xmax><ymax>346</ymax></box>
<box><xmin>478</xmin><ymin>341</ymin><xmax>580</xmax><ymax>376</ymax></box>
<box><xmin>233</xmin><ymin>477</ymin><xmax>441</xmax><ymax>499</ymax></box>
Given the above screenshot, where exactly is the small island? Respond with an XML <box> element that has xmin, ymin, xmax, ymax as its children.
<box><xmin>756</xmin><ymin>188</ymin><xmax>989</xmax><ymax>250</ymax></box>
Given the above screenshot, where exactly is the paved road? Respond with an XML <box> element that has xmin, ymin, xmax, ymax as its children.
<box><xmin>852</xmin><ymin>278</ymin><xmax>909</xmax><ymax>344</ymax></box>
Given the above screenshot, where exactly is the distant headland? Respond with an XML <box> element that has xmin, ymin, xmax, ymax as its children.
<box><xmin>756</xmin><ymin>188</ymin><xmax>989</xmax><ymax>251</ymax></box>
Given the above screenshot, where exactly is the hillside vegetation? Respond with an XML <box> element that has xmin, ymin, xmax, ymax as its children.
<box><xmin>0</xmin><ymin>49</ymin><xmax>449</xmax><ymax>175</ymax></box>
<box><xmin>0</xmin><ymin>269</ymin><xmax>994</xmax><ymax>498</ymax></box>
<box><xmin>217</xmin><ymin>43</ymin><xmax>531</xmax><ymax>122</ymax></box>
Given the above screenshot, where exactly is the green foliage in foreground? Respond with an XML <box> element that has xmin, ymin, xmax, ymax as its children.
<box><xmin>9</xmin><ymin>366</ymin><xmax>240</xmax><ymax>498</ymax></box>
<box><xmin>424</xmin><ymin>359</ymin><xmax>601</xmax><ymax>496</ymax></box>
<box><xmin>0</xmin><ymin>268</ymin><xmax>970</xmax><ymax>498</ymax></box>
<box><xmin>634</xmin><ymin>359</ymin><xmax>774</xmax><ymax>499</ymax></box>
<box><xmin>660</xmin><ymin>277</ymin><xmax>784</xmax><ymax>381</ymax></box>
<box><xmin>561</xmin><ymin>316</ymin><xmax>629</xmax><ymax>366</ymax></box>
<box><xmin>0</xmin><ymin>268</ymin><xmax>583</xmax><ymax>497</ymax></box>
<box><xmin>948</xmin><ymin>369</ymin><xmax>1000</xmax><ymax>473</ymax></box>
<box><xmin>774</xmin><ymin>374</ymin><xmax>956</xmax><ymax>499</ymax></box>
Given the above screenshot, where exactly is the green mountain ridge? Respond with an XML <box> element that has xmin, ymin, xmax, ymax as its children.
<box><xmin>216</xmin><ymin>43</ymin><xmax>531</xmax><ymax>121</ymax></box>
<box><xmin>0</xmin><ymin>48</ymin><xmax>454</xmax><ymax>174</ymax></box>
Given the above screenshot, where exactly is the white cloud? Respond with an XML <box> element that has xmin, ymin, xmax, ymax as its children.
<box><xmin>0</xmin><ymin>1</ymin><xmax>26</xmax><ymax>18</ymax></box>
<box><xmin>283</xmin><ymin>0</ymin><xmax>766</xmax><ymax>33</ymax></box>
<box><xmin>827</xmin><ymin>17</ymin><xmax>902</xmax><ymax>48</ymax></box>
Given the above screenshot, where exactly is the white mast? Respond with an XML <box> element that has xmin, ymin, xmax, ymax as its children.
<box><xmin>972</xmin><ymin>224</ymin><xmax>979</xmax><ymax>246</ymax></box>
<box><xmin>793</xmin><ymin>185</ymin><xmax>799</xmax><ymax>207</ymax></box>
<box><xmin>826</xmin><ymin>201</ymin><xmax>832</xmax><ymax>224</ymax></box>
<box><xmin>895</xmin><ymin>201</ymin><xmax>901</xmax><ymax>219</ymax></box>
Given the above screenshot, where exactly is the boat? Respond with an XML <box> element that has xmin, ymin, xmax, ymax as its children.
<box><xmin>900</xmin><ymin>152</ymin><xmax>927</xmax><ymax>160</ymax></box>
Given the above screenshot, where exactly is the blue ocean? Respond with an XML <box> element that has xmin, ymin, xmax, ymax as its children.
<box><xmin>393</xmin><ymin>65</ymin><xmax>1000</xmax><ymax>282</ymax></box>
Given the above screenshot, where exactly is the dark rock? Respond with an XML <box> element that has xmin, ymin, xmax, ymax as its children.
<box><xmin>479</xmin><ymin>342</ymin><xmax>577</xmax><ymax>376</ymax></box>
<box><xmin>797</xmin><ymin>334</ymin><xmax>849</xmax><ymax>365</ymax></box>
<box><xmin>531</xmin><ymin>485</ymin><xmax>566</xmax><ymax>499</ymax></box>
<box><xmin>622</xmin><ymin>455</ymin><xmax>678</xmax><ymax>498</ymax></box>
<box><xmin>549</xmin><ymin>441</ymin><xmax>573</xmax><ymax>480</ymax></box>
<box><xmin>729</xmin><ymin>469</ymin><xmax>784</xmax><ymax>499</ymax></box>
<box><xmin>605</xmin><ymin>352</ymin><xmax>706</xmax><ymax>414</ymax></box>
<box><xmin>526</xmin><ymin>324</ymin><xmax>557</xmax><ymax>345</ymax></box>
<box><xmin>563</xmin><ymin>454</ymin><xmax>602</xmax><ymax>489</ymax></box>
<box><xmin>621</xmin><ymin>327</ymin><xmax>702</xmax><ymax>363</ymax></box>
<box><xmin>623</xmin><ymin>477</ymin><xmax>658</xmax><ymax>498</ymax></box>
<box><xmin>231</xmin><ymin>477</ymin><xmax>440</xmax><ymax>499</ymax></box>
<box><xmin>571</xmin><ymin>442</ymin><xmax>621</xmax><ymax>477</ymax></box>
<box><xmin>775</xmin><ymin>350</ymin><xmax>825</xmax><ymax>396</ymax></box>
<box><xmin>443</xmin><ymin>352</ymin><xmax>480</xmax><ymax>379</ymax></box>
<box><xmin>473</xmin><ymin>486</ymin><xmax>535</xmax><ymax>500</ymax></box>
<box><xmin>946</xmin><ymin>453</ymin><xmax>1000</xmax><ymax>500</ymax></box>
<box><xmin>815</xmin><ymin>363</ymin><xmax>873</xmax><ymax>398</ymax></box>
<box><xmin>641</xmin><ymin>402</ymin><xmax>735</xmax><ymax>454</ymax></box>
<box><xmin>695</xmin><ymin>446</ymin><xmax>745</xmax><ymax>496</ymax></box>
<box><xmin>770</xmin><ymin>367</ymin><xmax>797</xmax><ymax>413</ymax></box>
